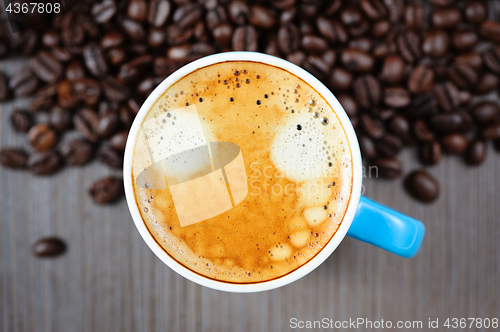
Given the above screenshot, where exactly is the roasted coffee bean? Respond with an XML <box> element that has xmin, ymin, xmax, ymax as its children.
<box><xmin>316</xmin><ymin>16</ymin><xmax>337</xmax><ymax>42</ymax></box>
<box><xmin>27</xmin><ymin>124</ymin><xmax>57</xmax><ymax>151</ymax></box>
<box><xmin>96</xmin><ymin>113</ymin><xmax>120</xmax><ymax>138</ymax></box>
<box><xmin>422</xmin><ymin>30</ymin><xmax>449</xmax><ymax>57</ymax></box>
<box><xmin>109</xmin><ymin>131</ymin><xmax>129</xmax><ymax>151</ymax></box>
<box><xmin>361</xmin><ymin>114</ymin><xmax>385</xmax><ymax>139</ymax></box>
<box><xmin>107</xmin><ymin>48</ymin><xmax>127</xmax><ymax>66</ymax></box>
<box><xmin>340</xmin><ymin>6</ymin><xmax>362</xmax><ymax>26</ymax></box>
<box><xmin>126</xmin><ymin>98</ymin><xmax>141</xmax><ymax>115</ymax></box>
<box><xmin>148</xmin><ymin>0</ymin><xmax>171</xmax><ymax>27</ymax></box>
<box><xmin>73</xmin><ymin>108</ymin><xmax>100</xmax><ymax>142</ymax></box>
<box><xmin>476</xmin><ymin>73</ymin><xmax>499</xmax><ymax>93</ymax></box>
<box><xmin>301</xmin><ymin>35</ymin><xmax>328</xmax><ymax>53</ymax></box>
<box><xmin>348</xmin><ymin>20</ymin><xmax>370</xmax><ymax>38</ymax></box>
<box><xmin>73</xmin><ymin>78</ymin><xmax>101</xmax><ymax>106</ymax></box>
<box><xmin>472</xmin><ymin>102</ymin><xmax>499</xmax><ymax>124</ymax></box>
<box><xmin>441</xmin><ymin>133</ymin><xmax>468</xmax><ymax>154</ymax></box>
<box><xmin>465</xmin><ymin>1</ymin><xmax>487</xmax><ymax>23</ymax></box>
<box><xmin>407</xmin><ymin>93</ymin><xmax>437</xmax><ymax>118</ymax></box>
<box><xmin>117</xmin><ymin>55</ymin><xmax>152</xmax><ymax>85</ymax></box>
<box><xmin>408</xmin><ymin>65</ymin><xmax>434</xmax><ymax>94</ymax></box>
<box><xmin>465</xmin><ymin>140</ymin><xmax>486</xmax><ymax>165</ymax></box>
<box><xmin>89</xmin><ymin>176</ymin><xmax>123</xmax><ymax>205</ymax></box>
<box><xmin>353</xmin><ymin>75</ymin><xmax>381</xmax><ymax>109</ymax></box>
<box><xmin>419</xmin><ymin>141</ymin><xmax>441</xmax><ymax>166</ymax></box>
<box><xmin>65</xmin><ymin>61</ymin><xmax>85</xmax><ymax>81</ymax></box>
<box><xmin>42</xmin><ymin>30</ymin><xmax>59</xmax><ymax>48</ymax></box>
<box><xmin>388</xmin><ymin>115</ymin><xmax>412</xmax><ymax>144</ymax></box>
<box><xmin>56</xmin><ymin>80</ymin><xmax>78</xmax><ymax>110</ymax></box>
<box><xmin>481</xmin><ymin>21</ymin><xmax>500</xmax><ymax>42</ymax></box>
<box><xmin>433</xmin><ymin>81</ymin><xmax>461</xmax><ymax>112</ymax></box>
<box><xmin>452</xmin><ymin>30</ymin><xmax>478</xmax><ymax>51</ymax></box>
<box><xmin>277</xmin><ymin>24</ymin><xmax>299</xmax><ymax>54</ymax></box>
<box><xmin>376</xmin><ymin>133</ymin><xmax>403</xmax><ymax>157</ymax></box>
<box><xmin>137</xmin><ymin>77</ymin><xmax>155</xmax><ymax>96</ymax></box>
<box><xmin>228</xmin><ymin>1</ymin><xmax>249</xmax><ymax>25</ymax></box>
<box><xmin>102</xmin><ymin>76</ymin><xmax>129</xmax><ymax>102</ymax></box>
<box><xmin>97</xmin><ymin>145</ymin><xmax>123</xmax><ymax>169</ymax></box>
<box><xmin>49</xmin><ymin>105</ymin><xmax>73</xmax><ymax>132</ymax></box>
<box><xmin>341</xmin><ymin>49</ymin><xmax>374</xmax><ymax>72</ymax></box>
<box><xmin>372</xmin><ymin>108</ymin><xmax>396</xmax><ymax>121</ymax></box>
<box><xmin>302</xmin><ymin>56</ymin><xmax>330</xmax><ymax>80</ymax></box>
<box><xmin>173</xmin><ymin>4</ymin><xmax>203</xmax><ymax>29</ymax></box>
<box><xmin>432</xmin><ymin>7</ymin><xmax>461</xmax><ymax>28</ymax></box>
<box><xmin>0</xmin><ymin>149</ymin><xmax>28</xmax><ymax>169</ymax></box>
<box><xmin>359</xmin><ymin>135</ymin><xmax>377</xmax><ymax>159</ymax></box>
<box><xmin>483</xmin><ymin>123</ymin><xmax>500</xmax><ymax>140</ymax></box>
<box><xmin>122</xmin><ymin>18</ymin><xmax>146</xmax><ymax>41</ymax></box>
<box><xmin>413</xmin><ymin>120</ymin><xmax>435</xmax><ymax>142</ymax></box>
<box><xmin>430</xmin><ymin>111</ymin><xmax>472</xmax><ymax>134</ymax></box>
<box><xmin>483</xmin><ymin>46</ymin><xmax>500</xmax><ymax>74</ymax></box>
<box><xmin>0</xmin><ymin>74</ymin><xmax>7</xmax><ymax>101</ymax></box>
<box><xmin>206</xmin><ymin>6</ymin><xmax>227</xmax><ymax>31</ymax></box>
<box><xmin>286</xmin><ymin>51</ymin><xmax>305</xmax><ymax>66</ymax></box>
<box><xmin>101</xmin><ymin>31</ymin><xmax>125</xmax><ymax>50</ymax></box>
<box><xmin>83</xmin><ymin>44</ymin><xmax>108</xmax><ymax>77</ymax></box>
<box><xmin>9</xmin><ymin>69</ymin><xmax>39</xmax><ymax>97</ymax></box>
<box><xmin>337</xmin><ymin>94</ymin><xmax>358</xmax><ymax>119</ymax></box>
<box><xmin>30</xmin><ymin>51</ymin><xmax>63</xmax><ymax>83</ymax></box>
<box><xmin>404</xmin><ymin>170</ymin><xmax>439</xmax><ymax>203</ymax></box>
<box><xmin>455</xmin><ymin>52</ymin><xmax>482</xmax><ymax>69</ymax></box>
<box><xmin>372</xmin><ymin>20</ymin><xmax>390</xmax><ymax>38</ymax></box>
<box><xmin>321</xmin><ymin>49</ymin><xmax>336</xmax><ymax>68</ymax></box>
<box><xmin>396</xmin><ymin>30</ymin><xmax>421</xmax><ymax>63</ymax></box>
<box><xmin>32</xmin><ymin>237</ymin><xmax>66</xmax><ymax>258</ymax></box>
<box><xmin>28</xmin><ymin>150</ymin><xmax>61</xmax><ymax>175</ymax></box>
<box><xmin>127</xmin><ymin>0</ymin><xmax>147</xmax><ymax>21</ymax></box>
<box><xmin>405</xmin><ymin>3</ymin><xmax>424</xmax><ymax>29</ymax></box>
<box><xmin>448</xmin><ymin>62</ymin><xmax>477</xmax><ymax>89</ymax></box>
<box><xmin>91</xmin><ymin>0</ymin><xmax>117</xmax><ymax>23</ymax></box>
<box><xmin>379</xmin><ymin>55</ymin><xmax>405</xmax><ymax>84</ymax></box>
<box><xmin>119</xmin><ymin>105</ymin><xmax>134</xmax><ymax>128</ymax></box>
<box><xmin>193</xmin><ymin>21</ymin><xmax>207</xmax><ymax>43</ymax></box>
<box><xmin>60</xmin><ymin>139</ymin><xmax>94</xmax><ymax>166</ymax></box>
<box><xmin>329</xmin><ymin>68</ymin><xmax>353</xmax><ymax>90</ymax></box>
<box><xmin>383</xmin><ymin>0</ymin><xmax>404</xmax><ymax>22</ymax></box>
<box><xmin>11</xmin><ymin>110</ymin><xmax>33</xmax><ymax>133</ymax></box>
<box><xmin>383</xmin><ymin>87</ymin><xmax>410</xmax><ymax>108</ymax></box>
<box><xmin>212</xmin><ymin>23</ymin><xmax>233</xmax><ymax>46</ymax></box>
<box><xmin>232</xmin><ymin>26</ymin><xmax>258</xmax><ymax>52</ymax></box>
<box><xmin>359</xmin><ymin>0</ymin><xmax>386</xmax><ymax>21</ymax></box>
<box><xmin>373</xmin><ymin>157</ymin><xmax>402</xmax><ymax>179</ymax></box>
<box><xmin>148</xmin><ymin>28</ymin><xmax>166</xmax><ymax>48</ymax></box>
<box><xmin>32</xmin><ymin>85</ymin><xmax>57</xmax><ymax>113</ymax></box>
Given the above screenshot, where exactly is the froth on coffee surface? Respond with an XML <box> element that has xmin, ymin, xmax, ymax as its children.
<box><xmin>132</xmin><ymin>61</ymin><xmax>353</xmax><ymax>283</ymax></box>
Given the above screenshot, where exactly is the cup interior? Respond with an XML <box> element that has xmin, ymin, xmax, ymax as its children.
<box><xmin>123</xmin><ymin>52</ymin><xmax>363</xmax><ymax>292</ymax></box>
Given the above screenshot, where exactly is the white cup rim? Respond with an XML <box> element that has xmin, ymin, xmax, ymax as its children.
<box><xmin>123</xmin><ymin>52</ymin><xmax>362</xmax><ymax>293</ymax></box>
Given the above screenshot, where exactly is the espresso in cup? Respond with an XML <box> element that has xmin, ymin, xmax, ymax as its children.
<box><xmin>131</xmin><ymin>61</ymin><xmax>353</xmax><ymax>283</ymax></box>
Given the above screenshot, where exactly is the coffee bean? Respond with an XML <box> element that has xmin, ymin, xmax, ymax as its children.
<box><xmin>448</xmin><ymin>62</ymin><xmax>477</xmax><ymax>89</ymax></box>
<box><xmin>359</xmin><ymin>0</ymin><xmax>386</xmax><ymax>21</ymax></box>
<box><xmin>383</xmin><ymin>87</ymin><xmax>410</xmax><ymax>108</ymax></box>
<box><xmin>405</xmin><ymin>3</ymin><xmax>424</xmax><ymax>29</ymax></box>
<box><xmin>419</xmin><ymin>141</ymin><xmax>441</xmax><ymax>166</ymax></box>
<box><xmin>73</xmin><ymin>78</ymin><xmax>101</xmax><ymax>106</ymax></box>
<box><xmin>83</xmin><ymin>44</ymin><xmax>108</xmax><ymax>77</ymax></box>
<box><xmin>73</xmin><ymin>108</ymin><xmax>100</xmax><ymax>142</ymax></box>
<box><xmin>232</xmin><ymin>26</ymin><xmax>258</xmax><ymax>52</ymax></box>
<box><xmin>107</xmin><ymin>48</ymin><xmax>127</xmax><ymax>66</ymax></box>
<box><xmin>28</xmin><ymin>150</ymin><xmax>61</xmax><ymax>175</ymax></box>
<box><xmin>472</xmin><ymin>102</ymin><xmax>499</xmax><ymax>124</ymax></box>
<box><xmin>452</xmin><ymin>30</ymin><xmax>478</xmax><ymax>51</ymax></box>
<box><xmin>465</xmin><ymin>140</ymin><xmax>486</xmax><ymax>165</ymax></box>
<box><xmin>0</xmin><ymin>74</ymin><xmax>7</xmax><ymax>101</ymax></box>
<box><xmin>483</xmin><ymin>46</ymin><xmax>500</xmax><ymax>74</ymax></box>
<box><xmin>60</xmin><ymin>139</ymin><xmax>94</xmax><ymax>166</ymax></box>
<box><xmin>422</xmin><ymin>30</ymin><xmax>449</xmax><ymax>58</ymax></box>
<box><xmin>373</xmin><ymin>157</ymin><xmax>402</xmax><ymax>179</ymax></box>
<box><xmin>127</xmin><ymin>0</ymin><xmax>147</xmax><ymax>21</ymax></box>
<box><xmin>329</xmin><ymin>68</ymin><xmax>352</xmax><ymax>91</ymax></box>
<box><xmin>42</xmin><ymin>30</ymin><xmax>59</xmax><ymax>48</ymax></box>
<box><xmin>388</xmin><ymin>115</ymin><xmax>412</xmax><ymax>144</ymax></box>
<box><xmin>96</xmin><ymin>113</ymin><xmax>120</xmax><ymax>138</ymax></box>
<box><xmin>455</xmin><ymin>52</ymin><xmax>482</xmax><ymax>69</ymax></box>
<box><xmin>481</xmin><ymin>21</ymin><xmax>500</xmax><ymax>42</ymax></box>
<box><xmin>11</xmin><ymin>110</ymin><xmax>33</xmax><ymax>133</ymax></box>
<box><xmin>122</xmin><ymin>18</ymin><xmax>146</xmax><ymax>41</ymax></box>
<box><xmin>408</xmin><ymin>65</ymin><xmax>434</xmax><ymax>94</ymax></box>
<box><xmin>91</xmin><ymin>0</ymin><xmax>117</xmax><ymax>24</ymax></box>
<box><xmin>441</xmin><ymin>133</ymin><xmax>468</xmax><ymax>154</ymax></box>
<box><xmin>341</xmin><ymin>49</ymin><xmax>374</xmax><ymax>72</ymax></box>
<box><xmin>0</xmin><ymin>149</ymin><xmax>28</xmax><ymax>169</ymax></box>
<box><xmin>359</xmin><ymin>135</ymin><xmax>377</xmax><ymax>159</ymax></box>
<box><xmin>483</xmin><ymin>123</ymin><xmax>500</xmax><ymax>140</ymax></box>
<box><xmin>277</xmin><ymin>24</ymin><xmax>299</xmax><ymax>54</ymax></box>
<box><xmin>383</xmin><ymin>0</ymin><xmax>404</xmax><ymax>23</ymax></box>
<box><xmin>109</xmin><ymin>131</ymin><xmax>129</xmax><ymax>151</ymax></box>
<box><xmin>337</xmin><ymin>94</ymin><xmax>358</xmax><ymax>119</ymax></box>
<box><xmin>404</xmin><ymin>170</ymin><xmax>439</xmax><ymax>203</ymax></box>
<box><xmin>102</xmin><ymin>76</ymin><xmax>129</xmax><ymax>102</ymax></box>
<box><xmin>316</xmin><ymin>16</ymin><xmax>337</xmax><ymax>42</ymax></box>
<box><xmin>432</xmin><ymin>7</ymin><xmax>461</xmax><ymax>28</ymax></box>
<box><xmin>173</xmin><ymin>4</ymin><xmax>203</xmax><ymax>29</ymax></box>
<box><xmin>97</xmin><ymin>145</ymin><xmax>123</xmax><ymax>169</ymax></box>
<box><xmin>376</xmin><ymin>133</ymin><xmax>403</xmax><ymax>157</ymax></box>
<box><xmin>406</xmin><ymin>93</ymin><xmax>437</xmax><ymax>118</ymax></box>
<box><xmin>30</xmin><ymin>51</ymin><xmax>63</xmax><ymax>83</ymax></box>
<box><xmin>353</xmin><ymin>75</ymin><xmax>381</xmax><ymax>109</ymax></box>
<box><xmin>89</xmin><ymin>176</ymin><xmax>123</xmax><ymax>205</ymax></box>
<box><xmin>228</xmin><ymin>1</ymin><xmax>249</xmax><ymax>25</ymax></box>
<box><xmin>49</xmin><ymin>105</ymin><xmax>73</xmax><ymax>132</ymax></box>
<box><xmin>32</xmin><ymin>237</ymin><xmax>66</xmax><ymax>258</ymax></box>
<box><xmin>433</xmin><ymin>81</ymin><xmax>461</xmax><ymax>112</ymax></box>
<box><xmin>101</xmin><ymin>31</ymin><xmax>125</xmax><ymax>50</ymax></box>
<box><xmin>465</xmin><ymin>1</ymin><xmax>487</xmax><ymax>23</ymax></box>
<box><xmin>341</xmin><ymin>6</ymin><xmax>362</xmax><ymax>26</ymax></box>
<box><xmin>301</xmin><ymin>35</ymin><xmax>328</xmax><ymax>53</ymax></box>
<box><xmin>396</xmin><ymin>30</ymin><xmax>421</xmax><ymax>63</ymax></box>
<box><xmin>476</xmin><ymin>73</ymin><xmax>499</xmax><ymax>94</ymax></box>
<box><xmin>65</xmin><ymin>60</ymin><xmax>84</xmax><ymax>81</ymax></box>
<box><xmin>372</xmin><ymin>20</ymin><xmax>390</xmax><ymax>38</ymax></box>
<box><xmin>413</xmin><ymin>120</ymin><xmax>435</xmax><ymax>142</ymax></box>
<box><xmin>379</xmin><ymin>55</ymin><xmax>405</xmax><ymax>84</ymax></box>
<box><xmin>27</xmin><ymin>124</ymin><xmax>57</xmax><ymax>151</ymax></box>
<box><xmin>301</xmin><ymin>55</ymin><xmax>330</xmax><ymax>80</ymax></box>
<box><xmin>361</xmin><ymin>114</ymin><xmax>385</xmax><ymax>139</ymax></box>
<box><xmin>430</xmin><ymin>111</ymin><xmax>472</xmax><ymax>134</ymax></box>
<box><xmin>9</xmin><ymin>69</ymin><xmax>39</xmax><ymax>97</ymax></box>
<box><xmin>148</xmin><ymin>0</ymin><xmax>171</xmax><ymax>27</ymax></box>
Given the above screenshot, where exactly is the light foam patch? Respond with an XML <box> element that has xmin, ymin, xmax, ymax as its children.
<box><xmin>270</xmin><ymin>111</ymin><xmax>337</xmax><ymax>183</ymax></box>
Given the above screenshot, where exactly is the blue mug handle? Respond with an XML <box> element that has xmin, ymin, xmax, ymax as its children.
<box><xmin>346</xmin><ymin>196</ymin><xmax>425</xmax><ymax>258</ymax></box>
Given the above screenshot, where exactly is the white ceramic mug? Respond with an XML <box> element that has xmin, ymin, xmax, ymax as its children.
<box><xmin>124</xmin><ymin>52</ymin><xmax>425</xmax><ymax>293</ymax></box>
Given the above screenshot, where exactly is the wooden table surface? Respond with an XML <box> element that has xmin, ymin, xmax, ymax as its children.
<box><xmin>1</xmin><ymin>57</ymin><xmax>499</xmax><ymax>332</ymax></box>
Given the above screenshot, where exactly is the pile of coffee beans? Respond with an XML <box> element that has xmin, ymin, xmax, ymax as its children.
<box><xmin>1</xmin><ymin>0</ymin><xmax>500</xmax><ymax>206</ymax></box>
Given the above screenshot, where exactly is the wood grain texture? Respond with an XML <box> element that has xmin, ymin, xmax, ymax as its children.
<box><xmin>1</xmin><ymin>60</ymin><xmax>499</xmax><ymax>332</ymax></box>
